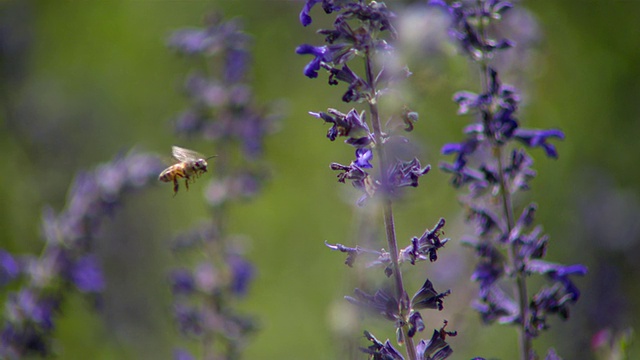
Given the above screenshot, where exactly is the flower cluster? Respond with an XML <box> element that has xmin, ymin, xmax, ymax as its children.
<box><xmin>432</xmin><ymin>1</ymin><xmax>587</xmax><ymax>358</ymax></box>
<box><xmin>297</xmin><ymin>1</ymin><xmax>454</xmax><ymax>359</ymax></box>
<box><xmin>0</xmin><ymin>152</ymin><xmax>163</xmax><ymax>358</ymax></box>
<box><xmin>167</xmin><ymin>15</ymin><xmax>278</xmax><ymax>360</ymax></box>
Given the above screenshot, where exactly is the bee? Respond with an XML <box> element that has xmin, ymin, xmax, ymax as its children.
<box><xmin>159</xmin><ymin>146</ymin><xmax>215</xmax><ymax>195</ymax></box>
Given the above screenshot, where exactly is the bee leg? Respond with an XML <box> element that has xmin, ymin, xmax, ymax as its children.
<box><xmin>185</xmin><ymin>178</ymin><xmax>190</xmax><ymax>191</ymax></box>
<box><xmin>173</xmin><ymin>179</ymin><xmax>179</xmax><ymax>196</ymax></box>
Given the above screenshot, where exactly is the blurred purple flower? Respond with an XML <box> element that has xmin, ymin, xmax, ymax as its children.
<box><xmin>361</xmin><ymin>330</ymin><xmax>405</xmax><ymax>360</ymax></box>
<box><xmin>346</xmin><ymin>288</ymin><xmax>399</xmax><ymax>322</ymax></box>
<box><xmin>228</xmin><ymin>254</ymin><xmax>255</xmax><ymax>297</ymax></box>
<box><xmin>174</xmin><ymin>348</ymin><xmax>196</xmax><ymax>360</ymax></box>
<box><xmin>411</xmin><ymin>279</ymin><xmax>450</xmax><ymax>311</ymax></box>
<box><xmin>386</xmin><ymin>158</ymin><xmax>431</xmax><ymax>190</ymax></box>
<box><xmin>0</xmin><ymin>250</ymin><xmax>19</xmax><ymax>286</ymax></box>
<box><xmin>513</xmin><ymin>128</ymin><xmax>565</xmax><ymax>159</ymax></box>
<box><xmin>70</xmin><ymin>255</ymin><xmax>105</xmax><ymax>293</ymax></box>
<box><xmin>170</xmin><ymin>268</ymin><xmax>195</xmax><ymax>296</ymax></box>
<box><xmin>0</xmin><ymin>151</ymin><xmax>162</xmax><ymax>358</ymax></box>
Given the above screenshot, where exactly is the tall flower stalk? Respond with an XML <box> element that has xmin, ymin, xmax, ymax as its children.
<box><xmin>0</xmin><ymin>152</ymin><xmax>163</xmax><ymax>358</ymax></box>
<box><xmin>167</xmin><ymin>14</ymin><xmax>279</xmax><ymax>360</ymax></box>
<box><xmin>431</xmin><ymin>1</ymin><xmax>587</xmax><ymax>359</ymax></box>
<box><xmin>298</xmin><ymin>1</ymin><xmax>455</xmax><ymax>359</ymax></box>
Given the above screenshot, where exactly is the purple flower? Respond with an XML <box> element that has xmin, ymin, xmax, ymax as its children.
<box><xmin>429</xmin><ymin>0</ymin><xmax>513</xmax><ymax>60</ymax></box>
<box><xmin>228</xmin><ymin>254</ymin><xmax>255</xmax><ymax>297</ymax></box>
<box><xmin>513</xmin><ymin>128</ymin><xmax>565</xmax><ymax>158</ymax></box>
<box><xmin>386</xmin><ymin>158</ymin><xmax>431</xmax><ymax>189</ymax></box>
<box><xmin>70</xmin><ymin>255</ymin><xmax>105</xmax><ymax>293</ymax></box>
<box><xmin>354</xmin><ymin>148</ymin><xmax>373</xmax><ymax>168</ymax></box>
<box><xmin>361</xmin><ymin>330</ymin><xmax>405</xmax><ymax>360</ymax></box>
<box><xmin>296</xmin><ymin>44</ymin><xmax>345</xmax><ymax>78</ymax></box>
<box><xmin>327</xmin><ymin>64</ymin><xmax>369</xmax><ymax>103</ymax></box>
<box><xmin>527</xmin><ymin>261</ymin><xmax>587</xmax><ymax>300</ymax></box>
<box><xmin>173</xmin><ymin>303</ymin><xmax>203</xmax><ymax>336</ymax></box>
<box><xmin>0</xmin><ymin>152</ymin><xmax>162</xmax><ymax>357</ymax></box>
<box><xmin>299</xmin><ymin>1</ymin><xmax>456</xmax><ymax>357</ymax></box>
<box><xmin>345</xmin><ymin>288</ymin><xmax>399</xmax><ymax>322</ymax></box>
<box><xmin>299</xmin><ymin>0</ymin><xmax>324</xmax><ymax>26</ymax></box>
<box><xmin>407</xmin><ymin>311</ymin><xmax>425</xmax><ymax>338</ymax></box>
<box><xmin>415</xmin><ymin>322</ymin><xmax>457</xmax><ymax>360</ymax></box>
<box><xmin>411</xmin><ymin>279</ymin><xmax>450</xmax><ymax>311</ymax></box>
<box><xmin>0</xmin><ymin>250</ymin><xmax>19</xmax><ymax>286</ymax></box>
<box><xmin>400</xmin><ymin>218</ymin><xmax>449</xmax><ymax>264</ymax></box>
<box><xmin>174</xmin><ymin>348</ymin><xmax>196</xmax><ymax>360</ymax></box>
<box><xmin>472</xmin><ymin>285</ymin><xmax>519</xmax><ymax>325</ymax></box>
<box><xmin>170</xmin><ymin>268</ymin><xmax>196</xmax><ymax>295</ymax></box>
<box><xmin>168</xmin><ymin>28</ymin><xmax>216</xmax><ymax>54</ymax></box>
<box><xmin>441</xmin><ymin>138</ymin><xmax>478</xmax><ymax>171</ymax></box>
<box><xmin>7</xmin><ymin>290</ymin><xmax>57</xmax><ymax>330</ymax></box>
<box><xmin>309</xmin><ymin>108</ymin><xmax>371</xmax><ymax>144</ymax></box>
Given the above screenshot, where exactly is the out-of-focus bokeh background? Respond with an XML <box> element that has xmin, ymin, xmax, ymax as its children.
<box><xmin>1</xmin><ymin>0</ymin><xmax>639</xmax><ymax>359</ymax></box>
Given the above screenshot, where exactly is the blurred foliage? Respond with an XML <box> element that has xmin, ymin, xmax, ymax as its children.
<box><xmin>1</xmin><ymin>0</ymin><xmax>639</xmax><ymax>359</ymax></box>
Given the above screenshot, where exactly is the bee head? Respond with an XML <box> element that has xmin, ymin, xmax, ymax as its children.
<box><xmin>194</xmin><ymin>159</ymin><xmax>208</xmax><ymax>171</ymax></box>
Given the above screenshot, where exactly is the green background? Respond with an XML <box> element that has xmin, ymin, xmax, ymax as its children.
<box><xmin>1</xmin><ymin>0</ymin><xmax>639</xmax><ymax>359</ymax></box>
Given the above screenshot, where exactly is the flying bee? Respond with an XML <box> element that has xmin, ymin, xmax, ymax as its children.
<box><xmin>159</xmin><ymin>146</ymin><xmax>215</xmax><ymax>195</ymax></box>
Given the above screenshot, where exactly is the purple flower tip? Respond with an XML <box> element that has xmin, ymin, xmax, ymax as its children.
<box><xmin>0</xmin><ymin>250</ymin><xmax>20</xmax><ymax>285</ymax></box>
<box><xmin>296</xmin><ymin>44</ymin><xmax>330</xmax><ymax>78</ymax></box>
<box><xmin>299</xmin><ymin>0</ymin><xmax>321</xmax><ymax>26</ymax></box>
<box><xmin>514</xmin><ymin>128</ymin><xmax>565</xmax><ymax>158</ymax></box>
<box><xmin>71</xmin><ymin>255</ymin><xmax>105</xmax><ymax>293</ymax></box>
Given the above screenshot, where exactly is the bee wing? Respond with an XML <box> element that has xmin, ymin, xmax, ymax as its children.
<box><xmin>172</xmin><ymin>146</ymin><xmax>204</xmax><ymax>162</ymax></box>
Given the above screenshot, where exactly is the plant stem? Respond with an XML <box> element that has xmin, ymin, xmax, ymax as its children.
<box><xmin>496</xmin><ymin>144</ymin><xmax>531</xmax><ymax>360</ymax></box>
<box><xmin>364</xmin><ymin>52</ymin><xmax>417</xmax><ymax>360</ymax></box>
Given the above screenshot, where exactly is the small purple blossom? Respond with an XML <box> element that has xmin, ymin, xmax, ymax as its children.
<box><xmin>354</xmin><ymin>148</ymin><xmax>373</xmax><ymax>168</ymax></box>
<box><xmin>386</xmin><ymin>158</ymin><xmax>431</xmax><ymax>190</ymax></box>
<box><xmin>170</xmin><ymin>268</ymin><xmax>196</xmax><ymax>296</ymax></box>
<box><xmin>415</xmin><ymin>322</ymin><xmax>457</xmax><ymax>360</ymax></box>
<box><xmin>299</xmin><ymin>0</ymin><xmax>342</xmax><ymax>27</ymax></box>
<box><xmin>173</xmin><ymin>303</ymin><xmax>204</xmax><ymax>337</ymax></box>
<box><xmin>513</xmin><ymin>128</ymin><xmax>565</xmax><ymax>158</ymax></box>
<box><xmin>346</xmin><ymin>288</ymin><xmax>399</xmax><ymax>322</ymax></box>
<box><xmin>70</xmin><ymin>255</ymin><xmax>105</xmax><ymax>293</ymax></box>
<box><xmin>361</xmin><ymin>330</ymin><xmax>405</xmax><ymax>360</ymax></box>
<box><xmin>429</xmin><ymin>0</ymin><xmax>513</xmax><ymax>60</ymax></box>
<box><xmin>228</xmin><ymin>253</ymin><xmax>255</xmax><ymax>297</ymax></box>
<box><xmin>174</xmin><ymin>348</ymin><xmax>196</xmax><ymax>360</ymax></box>
<box><xmin>0</xmin><ymin>250</ymin><xmax>19</xmax><ymax>286</ymax></box>
<box><xmin>400</xmin><ymin>218</ymin><xmax>449</xmax><ymax>264</ymax></box>
<box><xmin>296</xmin><ymin>44</ymin><xmax>334</xmax><ymax>78</ymax></box>
<box><xmin>411</xmin><ymin>279</ymin><xmax>450</xmax><ymax>311</ymax></box>
<box><xmin>309</xmin><ymin>108</ymin><xmax>371</xmax><ymax>144</ymax></box>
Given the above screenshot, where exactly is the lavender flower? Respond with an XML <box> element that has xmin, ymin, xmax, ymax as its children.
<box><xmin>167</xmin><ymin>15</ymin><xmax>278</xmax><ymax>359</ymax></box>
<box><xmin>0</xmin><ymin>152</ymin><xmax>163</xmax><ymax>358</ymax></box>
<box><xmin>298</xmin><ymin>1</ymin><xmax>454</xmax><ymax>358</ymax></box>
<box><xmin>434</xmin><ymin>1</ymin><xmax>586</xmax><ymax>359</ymax></box>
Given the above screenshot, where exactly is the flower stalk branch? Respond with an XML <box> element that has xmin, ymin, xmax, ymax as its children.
<box><xmin>298</xmin><ymin>1</ymin><xmax>455</xmax><ymax>359</ymax></box>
